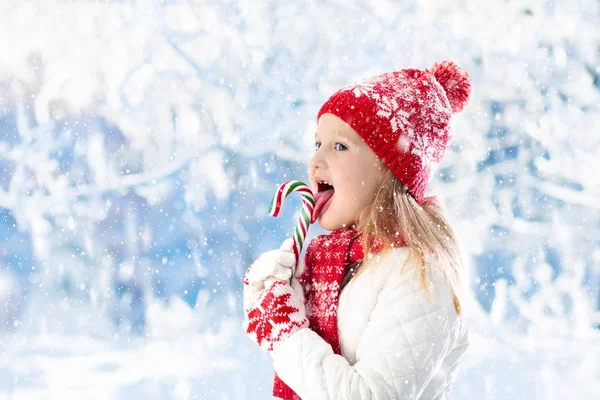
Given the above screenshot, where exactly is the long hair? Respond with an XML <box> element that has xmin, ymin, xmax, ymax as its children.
<box><xmin>354</xmin><ymin>168</ymin><xmax>466</xmax><ymax>316</ymax></box>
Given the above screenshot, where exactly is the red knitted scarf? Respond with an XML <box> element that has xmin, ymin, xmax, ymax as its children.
<box><xmin>272</xmin><ymin>227</ymin><xmax>385</xmax><ymax>399</ymax></box>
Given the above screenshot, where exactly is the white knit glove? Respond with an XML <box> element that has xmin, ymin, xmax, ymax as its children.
<box><xmin>243</xmin><ymin>239</ymin><xmax>296</xmax><ymax>313</ymax></box>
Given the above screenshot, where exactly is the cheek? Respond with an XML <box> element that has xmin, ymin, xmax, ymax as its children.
<box><xmin>334</xmin><ymin>155</ymin><xmax>383</xmax><ymax>202</ymax></box>
<box><xmin>334</xmin><ymin>162</ymin><xmax>359</xmax><ymax>191</ymax></box>
<box><xmin>336</xmin><ymin>165</ymin><xmax>368</xmax><ymax>202</ymax></box>
<box><xmin>354</xmin><ymin>163</ymin><xmax>384</xmax><ymax>198</ymax></box>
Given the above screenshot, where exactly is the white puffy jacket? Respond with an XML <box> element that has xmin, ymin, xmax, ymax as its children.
<box><xmin>272</xmin><ymin>247</ymin><xmax>470</xmax><ymax>399</ymax></box>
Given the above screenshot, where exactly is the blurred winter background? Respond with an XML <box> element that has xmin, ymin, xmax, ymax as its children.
<box><xmin>0</xmin><ymin>0</ymin><xmax>599</xmax><ymax>398</ymax></box>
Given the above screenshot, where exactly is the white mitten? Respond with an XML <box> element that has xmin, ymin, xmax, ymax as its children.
<box><xmin>243</xmin><ymin>280</ymin><xmax>309</xmax><ymax>355</ymax></box>
<box><xmin>243</xmin><ymin>239</ymin><xmax>296</xmax><ymax>313</ymax></box>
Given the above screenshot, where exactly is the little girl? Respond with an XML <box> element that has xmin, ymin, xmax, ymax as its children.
<box><xmin>243</xmin><ymin>61</ymin><xmax>471</xmax><ymax>399</ymax></box>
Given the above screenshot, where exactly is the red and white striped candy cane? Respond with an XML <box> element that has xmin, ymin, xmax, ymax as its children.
<box><xmin>268</xmin><ymin>180</ymin><xmax>315</xmax><ymax>266</ymax></box>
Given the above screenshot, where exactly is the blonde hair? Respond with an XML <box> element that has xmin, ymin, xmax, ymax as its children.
<box><xmin>354</xmin><ymin>169</ymin><xmax>465</xmax><ymax>316</ymax></box>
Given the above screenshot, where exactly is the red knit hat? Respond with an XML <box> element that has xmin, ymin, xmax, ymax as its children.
<box><xmin>317</xmin><ymin>61</ymin><xmax>471</xmax><ymax>204</ymax></box>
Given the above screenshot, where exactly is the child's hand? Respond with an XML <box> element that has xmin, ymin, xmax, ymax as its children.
<box><xmin>243</xmin><ymin>280</ymin><xmax>309</xmax><ymax>355</ymax></box>
<box><xmin>243</xmin><ymin>239</ymin><xmax>296</xmax><ymax>313</ymax></box>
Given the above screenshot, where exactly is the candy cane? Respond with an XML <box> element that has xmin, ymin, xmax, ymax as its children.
<box><xmin>268</xmin><ymin>180</ymin><xmax>315</xmax><ymax>265</ymax></box>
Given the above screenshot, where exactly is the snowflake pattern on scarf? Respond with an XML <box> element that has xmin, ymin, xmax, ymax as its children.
<box><xmin>306</xmin><ymin>280</ymin><xmax>340</xmax><ymax>320</ymax></box>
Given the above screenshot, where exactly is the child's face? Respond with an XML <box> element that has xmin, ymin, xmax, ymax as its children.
<box><xmin>309</xmin><ymin>113</ymin><xmax>387</xmax><ymax>231</ymax></box>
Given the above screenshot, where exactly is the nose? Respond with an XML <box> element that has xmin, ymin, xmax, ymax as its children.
<box><xmin>309</xmin><ymin>147</ymin><xmax>327</xmax><ymax>175</ymax></box>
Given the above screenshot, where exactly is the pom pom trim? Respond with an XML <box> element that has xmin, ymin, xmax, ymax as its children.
<box><xmin>427</xmin><ymin>61</ymin><xmax>471</xmax><ymax>114</ymax></box>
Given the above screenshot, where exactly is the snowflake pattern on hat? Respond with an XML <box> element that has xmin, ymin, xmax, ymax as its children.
<box><xmin>341</xmin><ymin>71</ymin><xmax>446</xmax><ymax>171</ymax></box>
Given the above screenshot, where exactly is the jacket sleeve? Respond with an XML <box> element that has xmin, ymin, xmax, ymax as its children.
<box><xmin>271</xmin><ymin>256</ymin><xmax>465</xmax><ymax>399</ymax></box>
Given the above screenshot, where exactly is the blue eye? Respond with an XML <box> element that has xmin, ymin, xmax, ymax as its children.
<box><xmin>335</xmin><ymin>143</ymin><xmax>348</xmax><ymax>151</ymax></box>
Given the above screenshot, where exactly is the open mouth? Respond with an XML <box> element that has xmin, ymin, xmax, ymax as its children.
<box><xmin>311</xmin><ymin>180</ymin><xmax>335</xmax><ymax>223</ymax></box>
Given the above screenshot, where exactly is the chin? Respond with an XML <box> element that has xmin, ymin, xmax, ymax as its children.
<box><xmin>317</xmin><ymin>217</ymin><xmax>338</xmax><ymax>232</ymax></box>
<box><xmin>318</xmin><ymin>217</ymin><xmax>351</xmax><ymax>232</ymax></box>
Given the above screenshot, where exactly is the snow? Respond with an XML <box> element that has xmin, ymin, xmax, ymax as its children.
<box><xmin>1</xmin><ymin>0</ymin><xmax>599</xmax><ymax>398</ymax></box>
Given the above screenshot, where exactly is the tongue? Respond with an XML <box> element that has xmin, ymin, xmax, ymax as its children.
<box><xmin>311</xmin><ymin>189</ymin><xmax>334</xmax><ymax>223</ymax></box>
